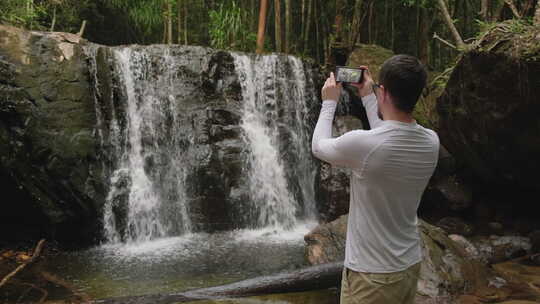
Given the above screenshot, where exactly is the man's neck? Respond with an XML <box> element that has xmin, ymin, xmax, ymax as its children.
<box><xmin>383</xmin><ymin>110</ymin><xmax>415</xmax><ymax>123</ymax></box>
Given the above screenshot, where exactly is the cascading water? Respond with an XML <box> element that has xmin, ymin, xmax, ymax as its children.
<box><xmin>233</xmin><ymin>54</ymin><xmax>318</xmax><ymax>230</ymax></box>
<box><xmin>46</xmin><ymin>47</ymin><xmax>322</xmax><ymax>299</ymax></box>
<box><xmin>91</xmin><ymin>46</ymin><xmax>319</xmax><ymax>243</ymax></box>
<box><xmin>100</xmin><ymin>48</ymin><xmax>192</xmax><ymax>243</ymax></box>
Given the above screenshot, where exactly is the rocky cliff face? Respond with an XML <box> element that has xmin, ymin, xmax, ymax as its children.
<box><xmin>0</xmin><ymin>25</ymin><xmax>103</xmax><ymax>245</ymax></box>
<box><xmin>0</xmin><ymin>25</ymin><xmax>323</xmax><ymax>245</ymax></box>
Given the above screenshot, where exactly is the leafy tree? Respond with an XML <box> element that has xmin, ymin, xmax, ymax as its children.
<box><xmin>209</xmin><ymin>2</ymin><xmax>256</xmax><ymax>52</ymax></box>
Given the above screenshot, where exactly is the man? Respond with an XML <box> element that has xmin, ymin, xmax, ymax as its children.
<box><xmin>312</xmin><ymin>55</ymin><xmax>440</xmax><ymax>304</ymax></box>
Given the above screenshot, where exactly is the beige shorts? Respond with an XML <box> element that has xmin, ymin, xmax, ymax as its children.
<box><xmin>340</xmin><ymin>262</ymin><xmax>421</xmax><ymax>304</ymax></box>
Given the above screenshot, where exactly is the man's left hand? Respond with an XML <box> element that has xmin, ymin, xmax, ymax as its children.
<box><xmin>322</xmin><ymin>72</ymin><xmax>342</xmax><ymax>102</ymax></box>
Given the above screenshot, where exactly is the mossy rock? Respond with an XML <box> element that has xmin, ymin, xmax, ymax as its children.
<box><xmin>0</xmin><ymin>25</ymin><xmax>102</xmax><ymax>245</ymax></box>
<box><xmin>346</xmin><ymin>44</ymin><xmax>394</xmax><ymax>82</ymax></box>
<box><xmin>437</xmin><ymin>22</ymin><xmax>540</xmax><ymax>191</ymax></box>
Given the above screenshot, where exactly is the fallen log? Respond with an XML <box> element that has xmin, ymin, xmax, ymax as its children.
<box><xmin>96</xmin><ymin>262</ymin><xmax>343</xmax><ymax>304</ymax></box>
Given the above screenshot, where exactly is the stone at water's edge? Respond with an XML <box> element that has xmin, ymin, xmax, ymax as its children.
<box><xmin>0</xmin><ymin>25</ymin><xmax>102</xmax><ymax>244</ymax></box>
<box><xmin>305</xmin><ymin>216</ymin><xmax>496</xmax><ymax>299</ymax></box>
<box><xmin>436</xmin><ymin>22</ymin><xmax>540</xmax><ymax>193</ymax></box>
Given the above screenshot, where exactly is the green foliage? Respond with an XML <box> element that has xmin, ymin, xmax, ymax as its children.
<box><xmin>208</xmin><ymin>2</ymin><xmax>256</xmax><ymax>52</ymax></box>
<box><xmin>0</xmin><ymin>0</ymin><xmax>93</xmax><ymax>33</ymax></box>
<box><xmin>0</xmin><ymin>0</ymin><xmax>48</xmax><ymax>30</ymax></box>
<box><xmin>107</xmin><ymin>0</ymin><xmax>165</xmax><ymax>35</ymax></box>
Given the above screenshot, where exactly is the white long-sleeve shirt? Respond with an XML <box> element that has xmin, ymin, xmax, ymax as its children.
<box><xmin>312</xmin><ymin>93</ymin><xmax>440</xmax><ymax>273</ymax></box>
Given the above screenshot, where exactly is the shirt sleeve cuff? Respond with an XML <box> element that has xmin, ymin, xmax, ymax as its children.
<box><xmin>361</xmin><ymin>93</ymin><xmax>377</xmax><ymax>107</ymax></box>
<box><xmin>322</xmin><ymin>99</ymin><xmax>338</xmax><ymax>107</ymax></box>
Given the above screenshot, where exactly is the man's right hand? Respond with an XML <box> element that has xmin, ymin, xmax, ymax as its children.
<box><xmin>351</xmin><ymin>66</ymin><xmax>375</xmax><ymax>97</ymax></box>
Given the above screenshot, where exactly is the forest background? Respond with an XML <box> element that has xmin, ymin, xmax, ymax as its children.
<box><xmin>1</xmin><ymin>0</ymin><xmax>539</xmax><ymax>80</ymax></box>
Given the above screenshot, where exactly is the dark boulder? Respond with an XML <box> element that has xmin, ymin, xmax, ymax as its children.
<box><xmin>436</xmin><ymin>21</ymin><xmax>540</xmax><ymax>193</ymax></box>
<box><xmin>0</xmin><ymin>25</ymin><xmax>103</xmax><ymax>245</ymax></box>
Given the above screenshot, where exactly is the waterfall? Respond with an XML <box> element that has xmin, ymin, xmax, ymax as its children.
<box><xmin>233</xmin><ymin>54</ymin><xmax>318</xmax><ymax>230</ymax></box>
<box><xmin>99</xmin><ymin>48</ymin><xmax>192</xmax><ymax>243</ymax></box>
<box><xmin>89</xmin><ymin>46</ymin><xmax>319</xmax><ymax>243</ymax></box>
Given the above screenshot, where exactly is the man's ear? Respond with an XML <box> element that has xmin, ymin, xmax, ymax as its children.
<box><xmin>379</xmin><ymin>86</ymin><xmax>388</xmax><ymax>105</ymax></box>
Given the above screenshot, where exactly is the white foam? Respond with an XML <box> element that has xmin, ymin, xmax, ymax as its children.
<box><xmin>234</xmin><ymin>221</ymin><xmax>318</xmax><ymax>242</ymax></box>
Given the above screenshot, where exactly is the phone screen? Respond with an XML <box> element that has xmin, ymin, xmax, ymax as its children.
<box><xmin>336</xmin><ymin>67</ymin><xmax>364</xmax><ymax>83</ymax></box>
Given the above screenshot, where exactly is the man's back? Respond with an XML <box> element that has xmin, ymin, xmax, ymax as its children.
<box><xmin>313</xmin><ymin>56</ymin><xmax>438</xmax><ymax>304</ymax></box>
<box><xmin>345</xmin><ymin>119</ymin><xmax>439</xmax><ymax>273</ymax></box>
<box><xmin>312</xmin><ymin>92</ymin><xmax>439</xmax><ymax>272</ymax></box>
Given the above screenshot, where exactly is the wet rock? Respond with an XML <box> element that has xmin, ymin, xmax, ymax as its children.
<box><xmin>472</xmin><ymin>235</ymin><xmax>531</xmax><ymax>264</ymax></box>
<box><xmin>304</xmin><ymin>214</ymin><xmax>347</xmax><ymax>265</ymax></box>
<box><xmin>433</xmin><ymin>175</ymin><xmax>472</xmax><ymax>211</ymax></box>
<box><xmin>528</xmin><ymin>230</ymin><xmax>540</xmax><ymax>253</ymax></box>
<box><xmin>437</xmin><ymin>217</ymin><xmax>474</xmax><ymax>236</ymax></box>
<box><xmin>0</xmin><ymin>25</ymin><xmax>103</xmax><ymax>245</ymax></box>
<box><xmin>474</xmin><ymin>201</ymin><xmax>495</xmax><ymax>222</ymax></box>
<box><xmin>316</xmin><ymin>165</ymin><xmax>350</xmax><ymax>222</ymax></box>
<box><xmin>491</xmin><ymin>256</ymin><xmax>540</xmax><ymax>302</ymax></box>
<box><xmin>305</xmin><ymin>216</ymin><xmax>494</xmax><ymax>298</ymax></box>
<box><xmin>434</xmin><ymin>145</ymin><xmax>457</xmax><ymax>177</ymax></box>
<box><xmin>448</xmin><ymin>234</ymin><xmax>531</xmax><ymax>265</ymax></box>
<box><xmin>487</xmin><ymin>222</ymin><xmax>504</xmax><ymax>235</ymax></box>
<box><xmin>449</xmin><ymin>234</ymin><xmax>481</xmax><ymax>260</ymax></box>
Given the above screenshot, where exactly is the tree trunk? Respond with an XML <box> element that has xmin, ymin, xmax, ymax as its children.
<box><xmin>167</xmin><ymin>1</ymin><xmax>173</xmax><ymax>44</ymax></box>
<box><xmin>314</xmin><ymin>0</ymin><xmax>320</xmax><ymax>61</ymax></box>
<box><xmin>301</xmin><ymin>0</ymin><xmax>306</xmax><ymax>41</ymax></box>
<box><xmin>349</xmin><ymin>0</ymin><xmax>364</xmax><ymax>49</ymax></box>
<box><xmin>418</xmin><ymin>7</ymin><xmax>431</xmax><ymax>65</ymax></box>
<box><xmin>368</xmin><ymin>0</ymin><xmax>374</xmax><ymax>44</ymax></box>
<box><xmin>504</xmin><ymin>0</ymin><xmax>521</xmax><ymax>18</ymax></box>
<box><xmin>183</xmin><ymin>0</ymin><xmax>188</xmax><ymax>44</ymax></box>
<box><xmin>436</xmin><ymin>0</ymin><xmax>466</xmax><ymax>50</ymax></box>
<box><xmin>177</xmin><ymin>0</ymin><xmax>182</xmax><ymax>44</ymax></box>
<box><xmin>383</xmin><ymin>0</ymin><xmax>389</xmax><ymax>47</ymax></box>
<box><xmin>275</xmin><ymin>0</ymin><xmax>282</xmax><ymax>52</ymax></box>
<box><xmin>391</xmin><ymin>0</ymin><xmax>394</xmax><ymax>50</ymax></box>
<box><xmin>50</xmin><ymin>6</ymin><xmax>57</xmax><ymax>31</ymax></box>
<box><xmin>334</xmin><ymin>0</ymin><xmax>343</xmax><ymax>43</ymax></box>
<box><xmin>534</xmin><ymin>0</ymin><xmax>540</xmax><ymax>25</ymax></box>
<box><xmin>303</xmin><ymin>0</ymin><xmax>313</xmax><ymax>53</ymax></box>
<box><xmin>480</xmin><ymin>0</ymin><xmax>489</xmax><ymax>20</ymax></box>
<box><xmin>98</xmin><ymin>263</ymin><xmax>343</xmax><ymax>304</ymax></box>
<box><xmin>284</xmin><ymin>0</ymin><xmax>291</xmax><ymax>53</ymax></box>
<box><xmin>491</xmin><ymin>1</ymin><xmax>505</xmax><ymax>22</ymax></box>
<box><xmin>256</xmin><ymin>0</ymin><xmax>269</xmax><ymax>54</ymax></box>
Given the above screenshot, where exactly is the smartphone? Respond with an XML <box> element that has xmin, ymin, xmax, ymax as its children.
<box><xmin>335</xmin><ymin>66</ymin><xmax>364</xmax><ymax>84</ymax></box>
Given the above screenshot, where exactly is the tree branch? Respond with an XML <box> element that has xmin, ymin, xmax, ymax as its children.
<box><xmin>77</xmin><ymin>20</ymin><xmax>87</xmax><ymax>37</ymax></box>
<box><xmin>503</xmin><ymin>0</ymin><xmax>522</xmax><ymax>18</ymax></box>
<box><xmin>0</xmin><ymin>239</ymin><xmax>45</xmax><ymax>289</ymax></box>
<box><xmin>433</xmin><ymin>32</ymin><xmax>457</xmax><ymax>49</ymax></box>
<box><xmin>436</xmin><ymin>0</ymin><xmax>467</xmax><ymax>50</ymax></box>
<box><xmin>535</xmin><ymin>0</ymin><xmax>540</xmax><ymax>25</ymax></box>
